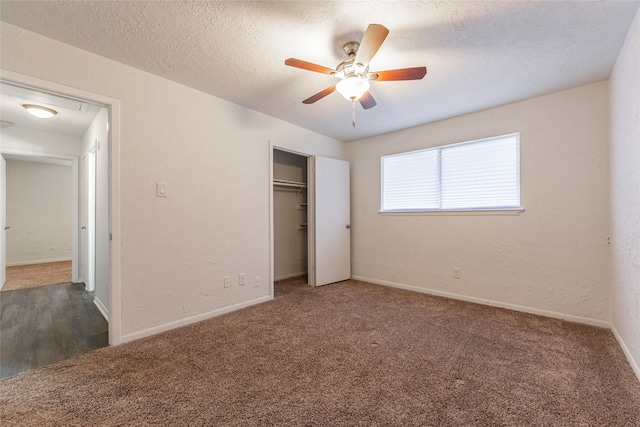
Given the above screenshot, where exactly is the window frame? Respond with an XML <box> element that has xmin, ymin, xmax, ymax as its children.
<box><xmin>380</xmin><ymin>133</ymin><xmax>524</xmax><ymax>215</ymax></box>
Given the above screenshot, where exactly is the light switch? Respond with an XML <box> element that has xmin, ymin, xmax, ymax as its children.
<box><xmin>156</xmin><ymin>183</ymin><xmax>167</xmax><ymax>197</ymax></box>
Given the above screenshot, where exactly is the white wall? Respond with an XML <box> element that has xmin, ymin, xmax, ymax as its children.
<box><xmin>345</xmin><ymin>81</ymin><xmax>610</xmax><ymax>324</ymax></box>
<box><xmin>1</xmin><ymin>22</ymin><xmax>344</xmax><ymax>341</ymax></box>
<box><xmin>82</xmin><ymin>108</ymin><xmax>110</xmax><ymax>315</ymax></box>
<box><xmin>0</xmin><ymin>126</ymin><xmax>81</xmax><ymax>157</ymax></box>
<box><xmin>5</xmin><ymin>159</ymin><xmax>73</xmax><ymax>265</ymax></box>
<box><xmin>609</xmin><ymin>8</ymin><xmax>640</xmax><ymax>379</ymax></box>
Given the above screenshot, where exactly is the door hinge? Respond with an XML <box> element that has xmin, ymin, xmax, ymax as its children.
<box><xmin>109</xmin><ymin>233</ymin><xmax>113</xmax><ymax>241</ymax></box>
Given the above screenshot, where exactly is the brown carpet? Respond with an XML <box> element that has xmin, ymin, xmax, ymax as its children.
<box><xmin>1</xmin><ymin>278</ymin><xmax>638</xmax><ymax>426</ymax></box>
<box><xmin>2</xmin><ymin>261</ymin><xmax>72</xmax><ymax>291</ymax></box>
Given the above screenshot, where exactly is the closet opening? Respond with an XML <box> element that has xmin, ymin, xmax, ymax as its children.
<box><xmin>272</xmin><ymin>148</ymin><xmax>309</xmax><ymax>295</ymax></box>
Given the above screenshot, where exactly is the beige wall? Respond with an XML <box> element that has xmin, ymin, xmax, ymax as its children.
<box><xmin>609</xmin><ymin>8</ymin><xmax>640</xmax><ymax>379</ymax></box>
<box><xmin>345</xmin><ymin>81</ymin><xmax>610</xmax><ymax>324</ymax></box>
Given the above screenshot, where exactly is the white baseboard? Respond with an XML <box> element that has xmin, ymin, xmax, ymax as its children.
<box><xmin>94</xmin><ymin>297</ymin><xmax>109</xmax><ymax>322</ymax></box>
<box><xmin>611</xmin><ymin>324</ymin><xmax>640</xmax><ymax>383</ymax></box>
<box><xmin>7</xmin><ymin>258</ymin><xmax>72</xmax><ymax>267</ymax></box>
<box><xmin>351</xmin><ymin>275</ymin><xmax>611</xmax><ymax>329</ymax></box>
<box><xmin>274</xmin><ymin>272</ymin><xmax>307</xmax><ymax>281</ymax></box>
<box><xmin>120</xmin><ymin>295</ymin><xmax>272</xmax><ymax>344</ymax></box>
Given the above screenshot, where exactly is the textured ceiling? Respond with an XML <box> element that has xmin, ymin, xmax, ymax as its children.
<box><xmin>1</xmin><ymin>1</ymin><xmax>638</xmax><ymax>142</ymax></box>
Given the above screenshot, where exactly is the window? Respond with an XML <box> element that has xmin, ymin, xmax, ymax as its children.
<box><xmin>381</xmin><ymin>133</ymin><xmax>520</xmax><ymax>212</ymax></box>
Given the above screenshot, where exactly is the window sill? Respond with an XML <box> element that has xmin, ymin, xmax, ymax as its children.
<box><xmin>379</xmin><ymin>208</ymin><xmax>525</xmax><ymax>216</ymax></box>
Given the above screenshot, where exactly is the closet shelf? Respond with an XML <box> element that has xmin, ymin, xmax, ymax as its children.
<box><xmin>273</xmin><ymin>179</ymin><xmax>307</xmax><ymax>188</ymax></box>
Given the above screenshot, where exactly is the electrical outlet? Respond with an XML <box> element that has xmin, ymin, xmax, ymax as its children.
<box><xmin>254</xmin><ymin>277</ymin><xmax>261</xmax><ymax>287</ymax></box>
<box><xmin>224</xmin><ymin>276</ymin><xmax>231</xmax><ymax>288</ymax></box>
<box><xmin>238</xmin><ymin>273</ymin><xmax>246</xmax><ymax>286</ymax></box>
<box><xmin>453</xmin><ymin>268</ymin><xmax>461</xmax><ymax>279</ymax></box>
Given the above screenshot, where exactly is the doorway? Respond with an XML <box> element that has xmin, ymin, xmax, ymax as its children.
<box><xmin>0</xmin><ymin>75</ymin><xmax>119</xmax><ymax>376</ymax></box>
<box><xmin>272</xmin><ymin>148</ymin><xmax>309</xmax><ymax>294</ymax></box>
<box><xmin>270</xmin><ymin>145</ymin><xmax>352</xmax><ymax>296</ymax></box>
<box><xmin>0</xmin><ymin>150</ymin><xmax>109</xmax><ymax>379</ymax></box>
<box><xmin>0</xmin><ymin>69</ymin><xmax>121</xmax><ymax>345</ymax></box>
<box><xmin>1</xmin><ymin>154</ymin><xmax>75</xmax><ymax>288</ymax></box>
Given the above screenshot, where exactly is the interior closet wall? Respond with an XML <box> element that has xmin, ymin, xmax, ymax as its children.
<box><xmin>273</xmin><ymin>149</ymin><xmax>308</xmax><ymax>281</ymax></box>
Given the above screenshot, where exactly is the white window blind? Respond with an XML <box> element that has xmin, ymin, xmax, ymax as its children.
<box><xmin>381</xmin><ymin>133</ymin><xmax>520</xmax><ymax>212</ymax></box>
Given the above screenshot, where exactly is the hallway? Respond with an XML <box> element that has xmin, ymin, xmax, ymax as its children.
<box><xmin>0</xmin><ymin>282</ymin><xmax>108</xmax><ymax>379</ymax></box>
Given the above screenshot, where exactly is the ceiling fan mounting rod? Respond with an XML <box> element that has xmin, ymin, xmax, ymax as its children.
<box><xmin>343</xmin><ymin>41</ymin><xmax>359</xmax><ymax>57</ymax></box>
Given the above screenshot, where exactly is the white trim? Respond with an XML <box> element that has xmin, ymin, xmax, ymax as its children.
<box><xmin>352</xmin><ymin>275</ymin><xmax>611</xmax><ymax>329</ymax></box>
<box><xmin>108</xmin><ymin>100</ymin><xmax>122</xmax><ymax>345</ymax></box>
<box><xmin>120</xmin><ymin>295</ymin><xmax>272</xmax><ymax>343</ymax></box>
<box><xmin>1</xmin><ymin>69</ymin><xmax>122</xmax><ymax>346</ymax></box>
<box><xmin>274</xmin><ymin>272</ymin><xmax>307</xmax><ymax>281</ymax></box>
<box><xmin>306</xmin><ymin>156</ymin><xmax>316</xmax><ymax>287</ymax></box>
<box><xmin>379</xmin><ymin>208</ymin><xmax>525</xmax><ymax>216</ymax></box>
<box><xmin>269</xmin><ymin>140</ymin><xmax>274</xmax><ymax>301</ymax></box>
<box><xmin>94</xmin><ymin>296</ymin><xmax>109</xmax><ymax>322</ymax></box>
<box><xmin>611</xmin><ymin>324</ymin><xmax>640</xmax><ymax>383</ymax></box>
<box><xmin>7</xmin><ymin>258</ymin><xmax>72</xmax><ymax>267</ymax></box>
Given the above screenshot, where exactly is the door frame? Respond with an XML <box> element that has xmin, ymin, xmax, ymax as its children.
<box><xmin>80</xmin><ymin>147</ymin><xmax>97</xmax><ymax>292</ymax></box>
<box><xmin>269</xmin><ymin>141</ymin><xmax>316</xmax><ymax>298</ymax></box>
<box><xmin>1</xmin><ymin>156</ymin><xmax>6</xmax><ymax>288</ymax></box>
<box><xmin>1</xmin><ymin>69</ymin><xmax>123</xmax><ymax>345</ymax></box>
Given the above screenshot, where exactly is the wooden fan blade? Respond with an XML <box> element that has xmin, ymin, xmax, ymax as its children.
<box><xmin>354</xmin><ymin>24</ymin><xmax>389</xmax><ymax>68</ymax></box>
<box><xmin>303</xmin><ymin>86</ymin><xmax>336</xmax><ymax>104</ymax></box>
<box><xmin>371</xmin><ymin>66</ymin><xmax>427</xmax><ymax>81</ymax></box>
<box><xmin>285</xmin><ymin>58</ymin><xmax>336</xmax><ymax>75</ymax></box>
<box><xmin>359</xmin><ymin>91</ymin><xmax>377</xmax><ymax>110</ymax></box>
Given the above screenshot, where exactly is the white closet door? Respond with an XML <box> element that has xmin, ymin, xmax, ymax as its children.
<box><xmin>312</xmin><ymin>156</ymin><xmax>351</xmax><ymax>286</ymax></box>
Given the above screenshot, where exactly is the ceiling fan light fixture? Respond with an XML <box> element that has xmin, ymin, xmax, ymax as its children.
<box><xmin>336</xmin><ymin>76</ymin><xmax>370</xmax><ymax>101</ymax></box>
<box><xmin>23</xmin><ymin>104</ymin><xmax>58</xmax><ymax>119</ymax></box>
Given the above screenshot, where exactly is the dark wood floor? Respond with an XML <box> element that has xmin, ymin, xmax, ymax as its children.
<box><xmin>0</xmin><ymin>282</ymin><xmax>108</xmax><ymax>380</ymax></box>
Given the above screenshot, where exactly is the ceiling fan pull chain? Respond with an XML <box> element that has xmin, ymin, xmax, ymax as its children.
<box><xmin>352</xmin><ymin>100</ymin><xmax>356</xmax><ymax>127</ymax></box>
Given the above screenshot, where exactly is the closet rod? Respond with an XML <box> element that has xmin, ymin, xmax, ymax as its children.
<box><xmin>273</xmin><ymin>179</ymin><xmax>307</xmax><ymax>188</ymax></box>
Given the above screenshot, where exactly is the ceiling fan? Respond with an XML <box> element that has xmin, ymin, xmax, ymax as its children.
<box><xmin>285</xmin><ymin>24</ymin><xmax>427</xmax><ymax>125</ymax></box>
